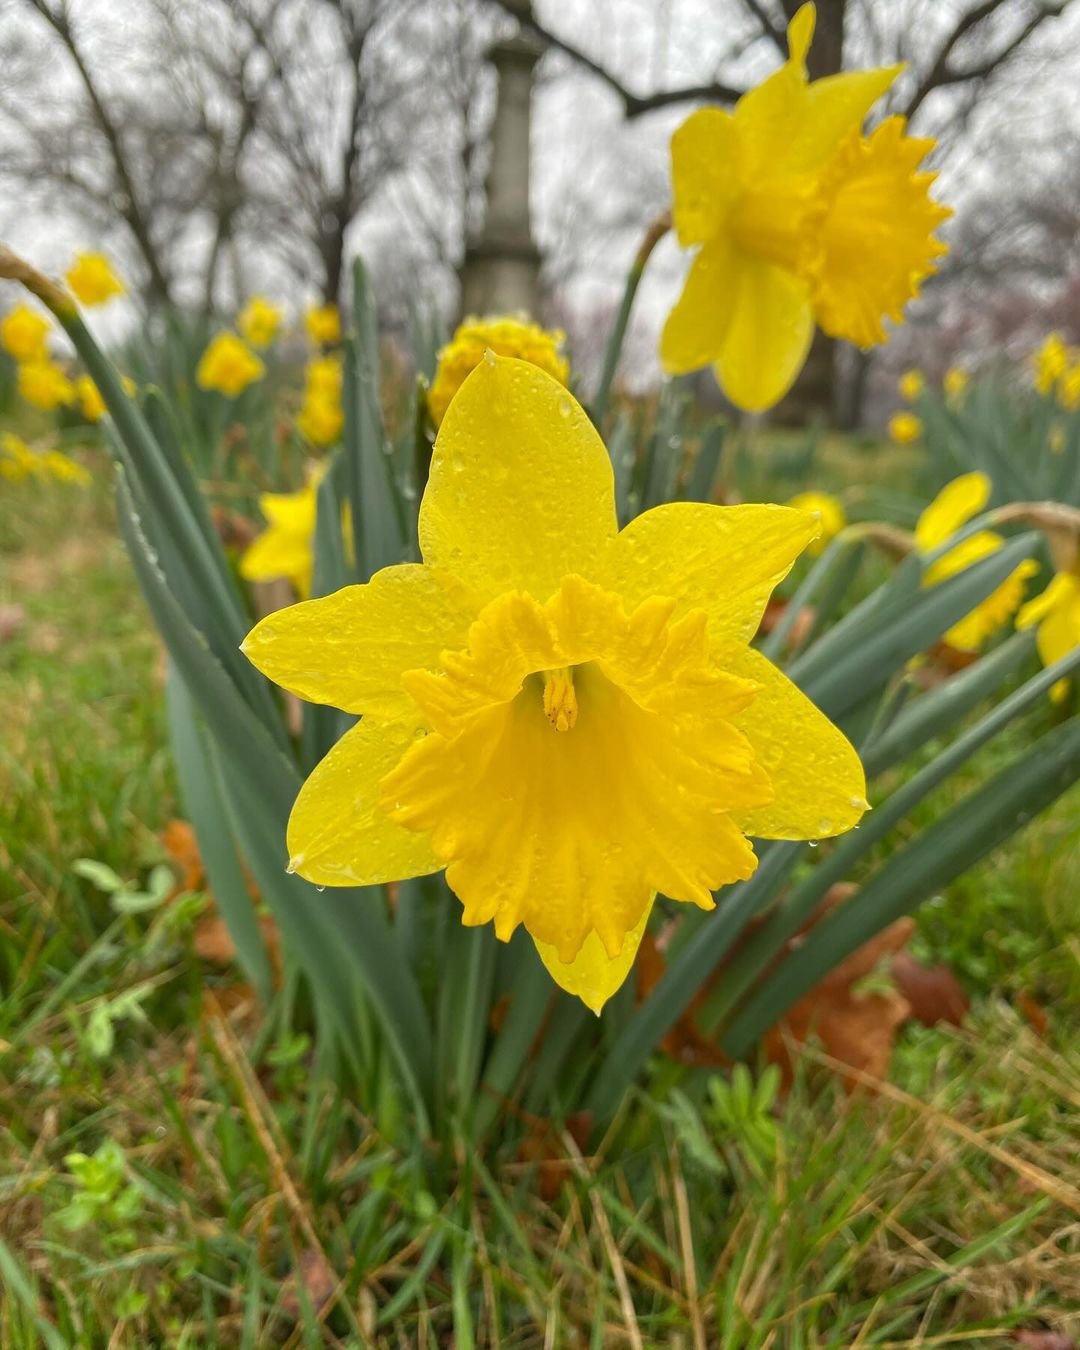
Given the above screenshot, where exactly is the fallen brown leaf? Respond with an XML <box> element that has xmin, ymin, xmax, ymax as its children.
<box><xmin>1016</xmin><ymin>990</ymin><xmax>1050</xmax><ymax>1038</ymax></box>
<box><xmin>161</xmin><ymin>819</ymin><xmax>204</xmax><ymax>896</ymax></box>
<box><xmin>1011</xmin><ymin>1331</ymin><xmax>1077</xmax><ymax>1349</ymax></box>
<box><xmin>280</xmin><ymin>1247</ymin><xmax>338</xmax><ymax>1321</ymax></box>
<box><xmin>891</xmin><ymin>951</ymin><xmax>969</xmax><ymax>1027</ymax></box>
<box><xmin>0</xmin><ymin>603</ymin><xmax>25</xmax><ymax>643</ymax></box>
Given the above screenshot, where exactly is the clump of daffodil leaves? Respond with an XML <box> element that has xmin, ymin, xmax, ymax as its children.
<box><xmin>662</xmin><ymin>2</ymin><xmax>950</xmax><ymax>412</ymax></box>
<box><xmin>243</xmin><ymin>355</ymin><xmax>868</xmax><ymax>1013</ymax></box>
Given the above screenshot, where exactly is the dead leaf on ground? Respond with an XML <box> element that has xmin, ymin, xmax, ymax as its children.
<box><xmin>280</xmin><ymin>1248</ymin><xmax>338</xmax><ymax>1321</ymax></box>
<box><xmin>0</xmin><ymin>604</ymin><xmax>26</xmax><ymax>643</ymax></box>
<box><xmin>162</xmin><ymin>819</ymin><xmax>205</xmax><ymax>896</ymax></box>
<box><xmin>1016</xmin><ymin>990</ymin><xmax>1050</xmax><ymax>1038</ymax></box>
<box><xmin>1011</xmin><ymin>1330</ymin><xmax>1078</xmax><ymax>1349</ymax></box>
<box><xmin>891</xmin><ymin>951</ymin><xmax>969</xmax><ymax>1026</ymax></box>
<box><xmin>193</xmin><ymin>913</ymin><xmax>281</xmax><ymax>973</ymax></box>
<box><xmin>764</xmin><ymin>917</ymin><xmax>915</xmax><ymax>1088</ymax></box>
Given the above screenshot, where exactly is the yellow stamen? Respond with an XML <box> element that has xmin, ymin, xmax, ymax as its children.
<box><xmin>542</xmin><ymin>667</ymin><xmax>578</xmax><ymax>732</ymax></box>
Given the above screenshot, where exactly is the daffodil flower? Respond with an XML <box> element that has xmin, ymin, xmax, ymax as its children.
<box><xmin>77</xmin><ymin>374</ymin><xmax>106</xmax><ymax>424</ymax></box>
<box><xmin>196</xmin><ymin>332</ymin><xmax>265</xmax><ymax>399</ymax></box>
<box><xmin>1</xmin><ymin>303</ymin><xmax>50</xmax><ymax>362</ymax></box>
<box><xmin>238</xmin><ymin>296</ymin><xmax>283</xmax><ymax>349</ymax></box>
<box><xmin>242</xmin><ymin>356</ymin><xmax>867</xmax><ymax>1011</ymax></box>
<box><xmin>943</xmin><ymin>367</ymin><xmax>969</xmax><ymax>401</ymax></box>
<box><xmin>17</xmin><ymin>359</ymin><xmax>75</xmax><ymax>411</ymax></box>
<box><xmin>428</xmin><ymin>315</ymin><xmax>569</xmax><ymax>428</ymax></box>
<box><xmin>66</xmin><ymin>252</ymin><xmax>125</xmax><ymax>306</ymax></box>
<box><xmin>240</xmin><ymin>474</ymin><xmax>322</xmax><ymax>599</ymax></box>
<box><xmin>898</xmin><ymin>370</ymin><xmax>924</xmax><ymax>402</ymax></box>
<box><xmin>1032</xmin><ymin>333</ymin><xmax>1071</xmax><ymax>396</ymax></box>
<box><xmin>916</xmin><ymin>472</ymin><xmax>1037</xmax><ymax>653</ymax></box>
<box><xmin>1017</xmin><ymin>570</ymin><xmax>1080</xmax><ymax>704</ymax></box>
<box><xmin>662</xmin><ymin>2</ymin><xmax>949</xmax><ymax>412</ymax></box>
<box><xmin>888</xmin><ymin>412</ymin><xmax>922</xmax><ymax>445</ymax></box>
<box><xmin>786</xmin><ymin>491</ymin><xmax>846</xmax><ymax>555</ymax></box>
<box><xmin>305</xmin><ymin>304</ymin><xmax>341</xmax><ymax>347</ymax></box>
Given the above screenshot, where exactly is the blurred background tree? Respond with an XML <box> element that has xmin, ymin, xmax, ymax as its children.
<box><xmin>0</xmin><ymin>0</ymin><xmax>1076</xmax><ymax>423</ymax></box>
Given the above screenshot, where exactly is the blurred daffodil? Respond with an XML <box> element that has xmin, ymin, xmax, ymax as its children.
<box><xmin>1059</xmin><ymin>362</ymin><xmax>1080</xmax><ymax>412</ymax></box>
<box><xmin>0</xmin><ymin>433</ymin><xmax>88</xmax><ymax>485</ymax></box>
<box><xmin>238</xmin><ymin>296</ymin><xmax>283</xmax><ymax>349</ymax></box>
<box><xmin>296</xmin><ymin>355</ymin><xmax>344</xmax><ymax>447</ymax></box>
<box><xmin>240</xmin><ymin>473</ymin><xmax>322</xmax><ymax>599</ymax></box>
<box><xmin>662</xmin><ymin>3</ymin><xmax>949</xmax><ymax>412</ymax></box>
<box><xmin>76</xmin><ymin>374</ymin><xmax>106</xmax><ymax>424</ymax></box>
<box><xmin>1017</xmin><ymin>570</ymin><xmax>1080</xmax><ymax>703</ymax></box>
<box><xmin>916</xmin><ymin>472</ymin><xmax>1036</xmax><ymax>652</ymax></box>
<box><xmin>196</xmin><ymin>332</ymin><xmax>265</xmax><ymax>398</ymax></box>
<box><xmin>1</xmin><ymin>303</ymin><xmax>50</xmax><ymax>362</ymax></box>
<box><xmin>242</xmin><ymin>355</ymin><xmax>867</xmax><ymax>1012</ymax></box>
<box><xmin>428</xmin><ymin>315</ymin><xmax>569</xmax><ymax>427</ymax></box>
<box><xmin>898</xmin><ymin>369</ymin><xmax>924</xmax><ymax>401</ymax></box>
<box><xmin>888</xmin><ymin>411</ymin><xmax>922</xmax><ymax>444</ymax></box>
<box><xmin>66</xmin><ymin>252</ymin><xmax>125</xmax><ymax>306</ymax></box>
<box><xmin>306</xmin><ymin>303</ymin><xmax>341</xmax><ymax>347</ymax></box>
<box><xmin>17</xmin><ymin>359</ymin><xmax>75</xmax><ymax>411</ymax></box>
<box><xmin>787</xmin><ymin>491</ymin><xmax>845</xmax><ymax>555</ymax></box>
<box><xmin>943</xmin><ymin>367</ymin><xmax>969</xmax><ymax>401</ymax></box>
<box><xmin>1032</xmin><ymin>333</ymin><xmax>1070</xmax><ymax>395</ymax></box>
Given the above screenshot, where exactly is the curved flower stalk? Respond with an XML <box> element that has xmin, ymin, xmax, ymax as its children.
<box><xmin>661</xmin><ymin>2</ymin><xmax>950</xmax><ymax>412</ymax></box>
<box><xmin>427</xmin><ymin>315</ymin><xmax>569</xmax><ymax>428</ymax></box>
<box><xmin>916</xmin><ymin>472</ymin><xmax>1037</xmax><ymax>652</ymax></box>
<box><xmin>243</xmin><ymin>355</ymin><xmax>867</xmax><ymax>1012</ymax></box>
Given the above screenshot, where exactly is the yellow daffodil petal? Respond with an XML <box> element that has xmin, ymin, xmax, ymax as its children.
<box><xmin>915</xmin><ymin>471</ymin><xmax>991</xmax><ymax>551</ymax></box>
<box><xmin>1017</xmin><ymin>572</ymin><xmax>1076</xmax><ymax>631</ymax></box>
<box><xmin>533</xmin><ymin>897</ymin><xmax>656</xmax><ymax>1014</ymax></box>
<box><xmin>242</xmin><ymin>564</ymin><xmax>475</xmax><ymax>719</ymax></box>
<box><xmin>669</xmin><ymin>108</ymin><xmax>741</xmax><ymax>247</ymax></box>
<box><xmin>603</xmin><ymin>502</ymin><xmax>817</xmax><ymax>645</ymax></box>
<box><xmin>239</xmin><ymin>528</ymin><xmax>314</xmax><ymax>599</ymax></box>
<box><xmin>660</xmin><ymin>236</ymin><xmax>739</xmax><ymax>375</ymax></box>
<box><xmin>713</xmin><ymin>256</ymin><xmax>814</xmax><ymax>412</ymax></box>
<box><xmin>287</xmin><ymin>719</ymin><xmax>441</xmax><ymax>886</ymax></box>
<box><xmin>812</xmin><ymin>118</ymin><xmax>950</xmax><ymax>348</ymax></box>
<box><xmin>715</xmin><ymin>643</ymin><xmax>867</xmax><ymax>839</ymax></box>
<box><xmin>419</xmin><ymin>355</ymin><xmax>616</xmax><ymax>602</ymax></box>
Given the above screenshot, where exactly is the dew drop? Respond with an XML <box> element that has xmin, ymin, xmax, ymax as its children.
<box><xmin>483</xmin><ymin>347</ymin><xmax>497</xmax><ymax>368</ymax></box>
<box><xmin>557</xmin><ymin>393</ymin><xmax>572</xmax><ymax>419</ymax></box>
<box><xmin>315</xmin><ymin>884</ymin><xmax>326</xmax><ymax>893</ymax></box>
<box><xmin>807</xmin><ymin>840</ymin><xmax>818</xmax><ymax>849</ymax></box>
<box><xmin>817</xmin><ymin>818</ymin><xmax>832</xmax><ymax>835</ymax></box>
<box><xmin>450</xmin><ymin>449</ymin><xmax>466</xmax><ymax>473</ymax></box>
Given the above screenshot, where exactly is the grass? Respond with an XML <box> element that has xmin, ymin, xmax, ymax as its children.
<box><xmin>2</xmin><ymin>468</ymin><xmax>1079</xmax><ymax>1346</ymax></box>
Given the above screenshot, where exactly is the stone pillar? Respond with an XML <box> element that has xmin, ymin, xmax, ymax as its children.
<box><xmin>459</xmin><ymin>20</ymin><xmax>543</xmax><ymax>320</ymax></box>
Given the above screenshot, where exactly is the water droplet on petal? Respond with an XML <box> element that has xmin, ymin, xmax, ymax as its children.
<box><xmin>315</xmin><ymin>884</ymin><xmax>326</xmax><ymax>893</ymax></box>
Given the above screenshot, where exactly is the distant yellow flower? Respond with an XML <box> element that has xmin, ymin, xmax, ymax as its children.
<box><xmin>76</xmin><ymin>374</ymin><xmax>106</xmax><ymax>424</ymax></box>
<box><xmin>1</xmin><ymin>304</ymin><xmax>50</xmax><ymax>362</ymax></box>
<box><xmin>1049</xmin><ymin>422</ymin><xmax>1066</xmax><ymax>455</ymax></box>
<box><xmin>0</xmin><ymin>433</ymin><xmax>88</xmax><ymax>485</ymax></box>
<box><xmin>306</xmin><ymin>303</ymin><xmax>341</xmax><ymax>347</ymax></box>
<box><xmin>297</xmin><ymin>396</ymin><xmax>344</xmax><ymax>448</ymax></box>
<box><xmin>661</xmin><ymin>3</ymin><xmax>949</xmax><ymax>412</ymax></box>
<box><xmin>41</xmin><ymin>449</ymin><xmax>91</xmax><ymax>486</ymax></box>
<box><xmin>787</xmin><ymin>491</ymin><xmax>845</xmax><ymax>555</ymax></box>
<box><xmin>1033</xmin><ymin>333</ymin><xmax>1070</xmax><ymax>395</ymax></box>
<box><xmin>888</xmin><ymin>412</ymin><xmax>922</xmax><ymax>444</ymax></box>
<box><xmin>66</xmin><ymin>252</ymin><xmax>125</xmax><ymax>306</ymax></box>
<box><xmin>1017</xmin><ymin>570</ymin><xmax>1080</xmax><ymax>703</ymax></box>
<box><xmin>429</xmin><ymin>315</ymin><xmax>569</xmax><ymax>428</ymax></box>
<box><xmin>943</xmin><ymin>367</ymin><xmax>969</xmax><ymax>401</ymax></box>
<box><xmin>238</xmin><ymin>296</ymin><xmax>283</xmax><ymax>349</ymax></box>
<box><xmin>1059</xmin><ymin>362</ymin><xmax>1080</xmax><ymax>412</ymax></box>
<box><xmin>196</xmin><ymin>332</ymin><xmax>265</xmax><ymax>398</ymax></box>
<box><xmin>241</xmin><ymin>355</ymin><xmax>867</xmax><ymax>1012</ymax></box>
<box><xmin>295</xmin><ymin>356</ymin><xmax>344</xmax><ymax>446</ymax></box>
<box><xmin>240</xmin><ymin>474</ymin><xmax>322</xmax><ymax>599</ymax></box>
<box><xmin>916</xmin><ymin>472</ymin><xmax>1036</xmax><ymax>652</ymax></box>
<box><xmin>898</xmin><ymin>369</ymin><xmax>924</xmax><ymax>401</ymax></box>
<box><xmin>17</xmin><ymin>360</ymin><xmax>75</xmax><ymax>411</ymax></box>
